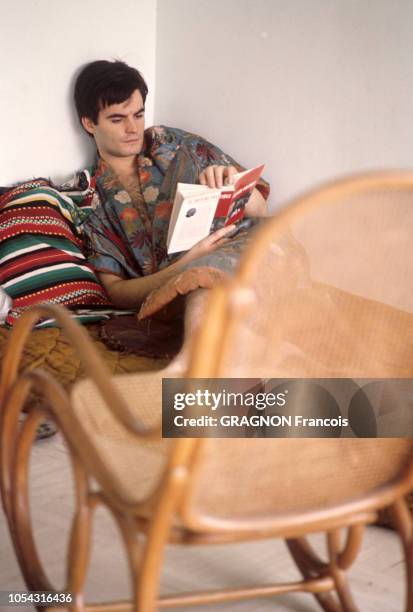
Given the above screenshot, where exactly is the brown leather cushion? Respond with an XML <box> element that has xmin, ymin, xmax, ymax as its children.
<box><xmin>100</xmin><ymin>315</ymin><xmax>184</xmax><ymax>359</ymax></box>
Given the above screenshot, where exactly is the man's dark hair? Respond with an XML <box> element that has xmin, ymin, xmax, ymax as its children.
<box><xmin>74</xmin><ymin>60</ymin><xmax>148</xmax><ymax>125</ymax></box>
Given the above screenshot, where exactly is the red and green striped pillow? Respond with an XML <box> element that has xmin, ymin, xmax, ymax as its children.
<box><xmin>0</xmin><ymin>182</ymin><xmax>111</xmax><ymax>326</ymax></box>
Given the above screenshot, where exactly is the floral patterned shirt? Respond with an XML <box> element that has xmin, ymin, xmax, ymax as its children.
<box><xmin>80</xmin><ymin>126</ymin><xmax>269</xmax><ymax>279</ymax></box>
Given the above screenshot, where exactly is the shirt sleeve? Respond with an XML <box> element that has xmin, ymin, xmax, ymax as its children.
<box><xmin>81</xmin><ymin>207</ymin><xmax>143</xmax><ymax>279</ymax></box>
<box><xmin>147</xmin><ymin>126</ymin><xmax>270</xmax><ymax>200</ymax></box>
<box><xmin>181</xmin><ymin>129</ymin><xmax>271</xmax><ymax>200</ymax></box>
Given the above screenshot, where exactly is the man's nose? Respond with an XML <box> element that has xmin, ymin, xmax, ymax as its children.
<box><xmin>125</xmin><ymin>117</ymin><xmax>137</xmax><ymax>133</ymax></box>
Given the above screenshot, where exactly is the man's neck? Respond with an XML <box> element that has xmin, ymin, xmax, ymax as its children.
<box><xmin>100</xmin><ymin>153</ymin><xmax>137</xmax><ymax>178</ymax></box>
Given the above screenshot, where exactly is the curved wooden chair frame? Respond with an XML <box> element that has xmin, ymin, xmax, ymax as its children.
<box><xmin>1</xmin><ymin>170</ymin><xmax>413</xmax><ymax>611</ymax></box>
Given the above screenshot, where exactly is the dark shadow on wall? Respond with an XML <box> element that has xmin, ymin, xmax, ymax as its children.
<box><xmin>66</xmin><ymin>63</ymin><xmax>96</xmax><ymax>171</ymax></box>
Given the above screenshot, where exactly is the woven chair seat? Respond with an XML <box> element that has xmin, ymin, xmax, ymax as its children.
<box><xmin>71</xmin><ymin>371</ymin><xmax>413</xmax><ymax>523</ymax></box>
<box><xmin>71</xmin><ymin>373</ymin><xmax>170</xmax><ymax>507</ymax></box>
<box><xmin>188</xmin><ymin>438</ymin><xmax>413</xmax><ymax>523</ymax></box>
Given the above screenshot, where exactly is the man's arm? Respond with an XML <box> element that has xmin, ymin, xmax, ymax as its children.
<box><xmin>100</xmin><ymin>262</ymin><xmax>183</xmax><ymax>309</ymax></box>
<box><xmin>99</xmin><ymin>224</ymin><xmax>236</xmax><ymax>308</ymax></box>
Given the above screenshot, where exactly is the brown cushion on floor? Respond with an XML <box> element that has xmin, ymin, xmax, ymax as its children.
<box><xmin>100</xmin><ymin>315</ymin><xmax>184</xmax><ymax>359</ymax></box>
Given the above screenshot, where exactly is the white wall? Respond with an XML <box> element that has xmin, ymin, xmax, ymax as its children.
<box><xmin>155</xmin><ymin>0</ymin><xmax>413</xmax><ymax>207</ymax></box>
<box><xmin>0</xmin><ymin>0</ymin><xmax>157</xmax><ymax>185</ymax></box>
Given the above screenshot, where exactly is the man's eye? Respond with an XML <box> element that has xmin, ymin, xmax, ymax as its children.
<box><xmin>135</xmin><ymin>113</ymin><xmax>144</xmax><ymax>119</ymax></box>
<box><xmin>110</xmin><ymin>118</ymin><xmax>122</xmax><ymax>123</ymax></box>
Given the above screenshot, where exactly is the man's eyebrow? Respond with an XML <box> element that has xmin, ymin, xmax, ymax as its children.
<box><xmin>106</xmin><ymin>106</ymin><xmax>145</xmax><ymax>119</ymax></box>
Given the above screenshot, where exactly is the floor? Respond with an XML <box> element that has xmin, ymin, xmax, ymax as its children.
<box><xmin>0</xmin><ymin>432</ymin><xmax>406</xmax><ymax>611</ymax></box>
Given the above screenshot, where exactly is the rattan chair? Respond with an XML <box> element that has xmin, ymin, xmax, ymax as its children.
<box><xmin>1</xmin><ymin>170</ymin><xmax>413</xmax><ymax>611</ymax></box>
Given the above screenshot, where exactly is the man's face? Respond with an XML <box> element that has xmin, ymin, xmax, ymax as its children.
<box><xmin>81</xmin><ymin>89</ymin><xmax>145</xmax><ymax>161</ymax></box>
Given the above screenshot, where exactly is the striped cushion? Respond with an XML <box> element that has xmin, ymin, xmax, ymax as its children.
<box><xmin>0</xmin><ymin>182</ymin><xmax>111</xmax><ymax>326</ymax></box>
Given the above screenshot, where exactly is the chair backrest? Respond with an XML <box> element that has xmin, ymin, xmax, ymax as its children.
<box><xmin>190</xmin><ymin>171</ymin><xmax>413</xmax><ymax>379</ymax></box>
<box><xmin>179</xmin><ymin>171</ymin><xmax>413</xmax><ymax>533</ymax></box>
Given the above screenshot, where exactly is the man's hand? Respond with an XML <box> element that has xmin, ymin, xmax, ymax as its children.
<box><xmin>97</xmin><ymin>225</ymin><xmax>237</xmax><ymax>308</ymax></box>
<box><xmin>199</xmin><ymin>165</ymin><xmax>237</xmax><ymax>189</ymax></box>
<box><xmin>200</xmin><ymin>164</ymin><xmax>268</xmax><ymax>217</ymax></box>
<box><xmin>179</xmin><ymin>224</ymin><xmax>236</xmax><ymax>266</ymax></box>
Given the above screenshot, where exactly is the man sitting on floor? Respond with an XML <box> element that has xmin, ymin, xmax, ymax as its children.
<box><xmin>74</xmin><ymin>60</ymin><xmax>269</xmax><ymax>368</ymax></box>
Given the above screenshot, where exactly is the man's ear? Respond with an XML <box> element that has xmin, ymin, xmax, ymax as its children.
<box><xmin>81</xmin><ymin>116</ymin><xmax>96</xmax><ymax>136</ymax></box>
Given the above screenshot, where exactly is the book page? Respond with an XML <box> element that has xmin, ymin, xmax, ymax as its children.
<box><xmin>167</xmin><ymin>189</ymin><xmax>184</xmax><ymax>246</ymax></box>
<box><xmin>167</xmin><ymin>165</ymin><xmax>264</xmax><ymax>252</ymax></box>
<box><xmin>167</xmin><ymin>190</ymin><xmax>220</xmax><ymax>254</ymax></box>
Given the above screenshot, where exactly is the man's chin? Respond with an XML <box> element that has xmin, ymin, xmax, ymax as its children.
<box><xmin>112</xmin><ymin>145</ymin><xmax>142</xmax><ymax>158</ymax></box>
<box><xmin>122</xmin><ymin>143</ymin><xmax>143</xmax><ymax>155</ymax></box>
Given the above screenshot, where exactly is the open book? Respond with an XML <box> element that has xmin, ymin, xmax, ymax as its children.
<box><xmin>166</xmin><ymin>164</ymin><xmax>265</xmax><ymax>254</ymax></box>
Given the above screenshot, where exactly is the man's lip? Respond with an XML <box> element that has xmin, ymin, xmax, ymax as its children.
<box><xmin>124</xmin><ymin>138</ymin><xmax>140</xmax><ymax>143</ymax></box>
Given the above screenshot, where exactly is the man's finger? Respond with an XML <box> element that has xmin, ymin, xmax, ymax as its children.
<box><xmin>213</xmin><ymin>166</ymin><xmax>225</xmax><ymax>188</ymax></box>
<box><xmin>217</xmin><ymin>224</ymin><xmax>236</xmax><ymax>238</ymax></box>
<box><xmin>225</xmin><ymin>165</ymin><xmax>236</xmax><ymax>185</ymax></box>
<box><xmin>205</xmin><ymin>166</ymin><xmax>217</xmax><ymax>188</ymax></box>
<box><xmin>212</xmin><ymin>237</ymin><xmax>230</xmax><ymax>250</ymax></box>
<box><xmin>200</xmin><ymin>165</ymin><xmax>238</xmax><ymax>189</ymax></box>
<box><xmin>210</xmin><ymin>224</ymin><xmax>236</xmax><ymax>243</ymax></box>
<box><xmin>199</xmin><ymin>168</ymin><xmax>212</xmax><ymax>187</ymax></box>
